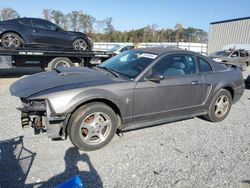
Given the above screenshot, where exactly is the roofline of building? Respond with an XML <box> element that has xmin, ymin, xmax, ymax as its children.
<box><xmin>210</xmin><ymin>16</ymin><xmax>250</xmax><ymax>25</ymax></box>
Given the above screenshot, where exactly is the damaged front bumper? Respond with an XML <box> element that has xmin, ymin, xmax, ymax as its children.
<box><xmin>18</xmin><ymin>98</ymin><xmax>68</xmax><ymax>138</ymax></box>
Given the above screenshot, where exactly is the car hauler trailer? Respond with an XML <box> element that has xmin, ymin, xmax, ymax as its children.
<box><xmin>0</xmin><ymin>47</ymin><xmax>113</xmax><ymax>71</ymax></box>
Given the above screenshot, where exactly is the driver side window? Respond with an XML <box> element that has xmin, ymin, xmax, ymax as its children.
<box><xmin>231</xmin><ymin>51</ymin><xmax>239</xmax><ymax>58</ymax></box>
<box><xmin>32</xmin><ymin>19</ymin><xmax>57</xmax><ymax>31</ymax></box>
<box><xmin>151</xmin><ymin>54</ymin><xmax>196</xmax><ymax>78</ymax></box>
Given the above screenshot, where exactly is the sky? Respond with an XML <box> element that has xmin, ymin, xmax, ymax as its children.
<box><xmin>0</xmin><ymin>0</ymin><xmax>249</xmax><ymax>32</ymax></box>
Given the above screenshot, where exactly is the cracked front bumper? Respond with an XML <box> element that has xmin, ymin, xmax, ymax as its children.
<box><xmin>18</xmin><ymin>99</ymin><xmax>68</xmax><ymax>138</ymax></box>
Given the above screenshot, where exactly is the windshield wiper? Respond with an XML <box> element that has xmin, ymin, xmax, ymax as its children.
<box><xmin>96</xmin><ymin>66</ymin><xmax>120</xmax><ymax>78</ymax></box>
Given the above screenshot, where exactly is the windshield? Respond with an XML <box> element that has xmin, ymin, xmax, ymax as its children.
<box><xmin>99</xmin><ymin>50</ymin><xmax>158</xmax><ymax>79</ymax></box>
<box><xmin>210</xmin><ymin>50</ymin><xmax>231</xmax><ymax>57</ymax></box>
<box><xmin>109</xmin><ymin>45</ymin><xmax>121</xmax><ymax>52</ymax></box>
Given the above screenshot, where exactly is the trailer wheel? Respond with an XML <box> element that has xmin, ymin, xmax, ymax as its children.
<box><xmin>48</xmin><ymin>57</ymin><xmax>74</xmax><ymax>71</ymax></box>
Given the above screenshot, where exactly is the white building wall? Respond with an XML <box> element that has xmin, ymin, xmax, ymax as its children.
<box><xmin>208</xmin><ymin>17</ymin><xmax>250</xmax><ymax>54</ymax></box>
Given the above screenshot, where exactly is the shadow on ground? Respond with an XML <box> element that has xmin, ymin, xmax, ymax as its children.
<box><xmin>0</xmin><ymin>136</ymin><xmax>36</xmax><ymax>188</ymax></box>
<box><xmin>0</xmin><ymin>137</ymin><xmax>102</xmax><ymax>188</ymax></box>
<box><xmin>40</xmin><ymin>147</ymin><xmax>103</xmax><ymax>188</ymax></box>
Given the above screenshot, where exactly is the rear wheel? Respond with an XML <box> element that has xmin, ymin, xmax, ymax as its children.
<box><xmin>47</xmin><ymin>57</ymin><xmax>74</xmax><ymax>71</ymax></box>
<box><xmin>1</xmin><ymin>32</ymin><xmax>22</xmax><ymax>48</ymax></box>
<box><xmin>67</xmin><ymin>102</ymin><xmax>117</xmax><ymax>151</ymax></box>
<box><xmin>203</xmin><ymin>89</ymin><xmax>232</xmax><ymax>122</ymax></box>
<box><xmin>72</xmin><ymin>38</ymin><xmax>88</xmax><ymax>51</ymax></box>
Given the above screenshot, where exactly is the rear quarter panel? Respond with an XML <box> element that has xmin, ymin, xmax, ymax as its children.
<box><xmin>202</xmin><ymin>67</ymin><xmax>244</xmax><ymax>107</ymax></box>
<box><xmin>0</xmin><ymin>22</ymin><xmax>30</xmax><ymax>43</ymax></box>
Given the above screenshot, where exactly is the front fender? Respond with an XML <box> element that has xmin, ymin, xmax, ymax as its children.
<box><xmin>66</xmin><ymin>88</ymin><xmax>120</xmax><ymax>114</ymax></box>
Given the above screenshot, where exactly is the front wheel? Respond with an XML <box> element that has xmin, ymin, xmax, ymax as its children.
<box><xmin>72</xmin><ymin>38</ymin><xmax>88</xmax><ymax>51</ymax></box>
<box><xmin>67</xmin><ymin>102</ymin><xmax>117</xmax><ymax>151</ymax></box>
<box><xmin>203</xmin><ymin>89</ymin><xmax>232</xmax><ymax>122</ymax></box>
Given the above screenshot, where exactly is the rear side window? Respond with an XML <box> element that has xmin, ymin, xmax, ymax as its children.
<box><xmin>198</xmin><ymin>58</ymin><xmax>212</xmax><ymax>73</ymax></box>
<box><xmin>18</xmin><ymin>19</ymin><xmax>32</xmax><ymax>27</ymax></box>
<box><xmin>32</xmin><ymin>19</ymin><xmax>57</xmax><ymax>31</ymax></box>
<box><xmin>231</xmin><ymin>51</ymin><xmax>239</xmax><ymax>58</ymax></box>
<box><xmin>152</xmin><ymin>54</ymin><xmax>197</xmax><ymax>78</ymax></box>
<box><xmin>240</xmin><ymin>52</ymin><xmax>246</xmax><ymax>57</ymax></box>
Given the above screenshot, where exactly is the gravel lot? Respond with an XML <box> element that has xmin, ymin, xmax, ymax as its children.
<box><xmin>0</xmin><ymin>69</ymin><xmax>250</xmax><ymax>188</ymax></box>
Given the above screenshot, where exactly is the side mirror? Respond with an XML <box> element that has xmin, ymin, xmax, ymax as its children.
<box><xmin>55</xmin><ymin>27</ymin><xmax>61</xmax><ymax>31</ymax></box>
<box><xmin>145</xmin><ymin>74</ymin><xmax>164</xmax><ymax>83</ymax></box>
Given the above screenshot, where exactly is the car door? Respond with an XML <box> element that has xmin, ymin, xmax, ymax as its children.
<box><xmin>16</xmin><ymin>18</ymin><xmax>34</xmax><ymax>43</ymax></box>
<box><xmin>31</xmin><ymin>19</ymin><xmax>70</xmax><ymax>47</ymax></box>
<box><xmin>239</xmin><ymin>51</ymin><xmax>248</xmax><ymax>64</ymax></box>
<box><xmin>133</xmin><ymin>53</ymin><xmax>210</xmax><ymax>123</ymax></box>
<box><xmin>229</xmin><ymin>51</ymin><xmax>240</xmax><ymax>64</ymax></box>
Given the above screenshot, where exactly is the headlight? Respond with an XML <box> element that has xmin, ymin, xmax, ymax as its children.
<box><xmin>20</xmin><ymin>99</ymin><xmax>46</xmax><ymax>112</ymax></box>
<box><xmin>87</xmin><ymin>36</ymin><xmax>92</xmax><ymax>41</ymax></box>
<box><xmin>213</xmin><ymin>58</ymin><xmax>222</xmax><ymax>62</ymax></box>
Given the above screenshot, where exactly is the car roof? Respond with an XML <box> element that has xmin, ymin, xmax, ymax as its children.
<box><xmin>134</xmin><ymin>47</ymin><xmax>183</xmax><ymax>55</ymax></box>
<box><xmin>21</xmin><ymin>17</ymin><xmax>45</xmax><ymax>21</ymax></box>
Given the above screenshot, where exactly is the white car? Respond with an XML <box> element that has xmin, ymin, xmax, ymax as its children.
<box><xmin>109</xmin><ymin>45</ymin><xmax>134</xmax><ymax>54</ymax></box>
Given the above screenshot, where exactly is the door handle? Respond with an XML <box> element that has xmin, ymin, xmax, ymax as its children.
<box><xmin>191</xmin><ymin>80</ymin><xmax>200</xmax><ymax>85</ymax></box>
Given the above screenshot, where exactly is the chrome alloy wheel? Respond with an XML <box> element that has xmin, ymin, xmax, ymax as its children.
<box><xmin>2</xmin><ymin>33</ymin><xmax>21</xmax><ymax>47</ymax></box>
<box><xmin>73</xmin><ymin>39</ymin><xmax>87</xmax><ymax>51</ymax></box>
<box><xmin>79</xmin><ymin>112</ymin><xmax>112</xmax><ymax>145</ymax></box>
<box><xmin>214</xmin><ymin>95</ymin><xmax>230</xmax><ymax>118</ymax></box>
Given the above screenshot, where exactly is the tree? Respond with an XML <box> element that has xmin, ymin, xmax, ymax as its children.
<box><xmin>42</xmin><ymin>9</ymin><xmax>51</xmax><ymax>21</ymax></box>
<box><xmin>78</xmin><ymin>12</ymin><xmax>96</xmax><ymax>33</ymax></box>
<box><xmin>194</xmin><ymin>30</ymin><xmax>208</xmax><ymax>43</ymax></box>
<box><xmin>68</xmin><ymin>11</ymin><xmax>79</xmax><ymax>31</ymax></box>
<box><xmin>0</xmin><ymin>8</ymin><xmax>20</xmax><ymax>20</ymax></box>
<box><xmin>95</xmin><ymin>19</ymin><xmax>107</xmax><ymax>33</ymax></box>
<box><xmin>103</xmin><ymin>17</ymin><xmax>115</xmax><ymax>42</ymax></box>
<box><xmin>183</xmin><ymin>27</ymin><xmax>196</xmax><ymax>42</ymax></box>
<box><xmin>174</xmin><ymin>23</ymin><xmax>183</xmax><ymax>42</ymax></box>
<box><xmin>51</xmin><ymin>10</ymin><xmax>64</xmax><ymax>25</ymax></box>
<box><xmin>61</xmin><ymin>15</ymin><xmax>69</xmax><ymax>30</ymax></box>
<box><xmin>104</xmin><ymin>17</ymin><xmax>115</xmax><ymax>33</ymax></box>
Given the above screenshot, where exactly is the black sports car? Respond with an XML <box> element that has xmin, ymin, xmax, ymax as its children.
<box><xmin>0</xmin><ymin>17</ymin><xmax>93</xmax><ymax>51</ymax></box>
<box><xmin>10</xmin><ymin>47</ymin><xmax>245</xmax><ymax>151</ymax></box>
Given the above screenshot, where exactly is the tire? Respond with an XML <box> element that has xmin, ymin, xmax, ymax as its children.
<box><xmin>67</xmin><ymin>102</ymin><xmax>117</xmax><ymax>151</ymax></box>
<box><xmin>241</xmin><ymin>62</ymin><xmax>248</xmax><ymax>71</ymax></box>
<box><xmin>203</xmin><ymin>89</ymin><xmax>232</xmax><ymax>122</ymax></box>
<box><xmin>47</xmin><ymin>57</ymin><xmax>74</xmax><ymax>71</ymax></box>
<box><xmin>1</xmin><ymin>32</ymin><xmax>22</xmax><ymax>48</ymax></box>
<box><xmin>72</xmin><ymin>38</ymin><xmax>89</xmax><ymax>51</ymax></box>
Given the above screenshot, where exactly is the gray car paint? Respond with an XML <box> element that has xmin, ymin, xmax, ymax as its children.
<box><xmin>209</xmin><ymin>50</ymin><xmax>250</xmax><ymax>67</ymax></box>
<box><xmin>10</xmin><ymin>48</ymin><xmax>245</xmax><ymax>138</ymax></box>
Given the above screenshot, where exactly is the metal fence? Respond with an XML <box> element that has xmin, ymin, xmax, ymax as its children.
<box><xmin>93</xmin><ymin>42</ymin><xmax>207</xmax><ymax>53</ymax></box>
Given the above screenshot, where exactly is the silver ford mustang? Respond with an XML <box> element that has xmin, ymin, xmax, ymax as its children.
<box><xmin>10</xmin><ymin>47</ymin><xmax>245</xmax><ymax>151</ymax></box>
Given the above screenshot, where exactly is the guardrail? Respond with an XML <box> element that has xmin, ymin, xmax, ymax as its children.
<box><xmin>93</xmin><ymin>42</ymin><xmax>208</xmax><ymax>53</ymax></box>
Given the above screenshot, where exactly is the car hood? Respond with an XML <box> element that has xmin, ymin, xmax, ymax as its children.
<box><xmin>209</xmin><ymin>55</ymin><xmax>224</xmax><ymax>59</ymax></box>
<box><xmin>209</xmin><ymin>56</ymin><xmax>230</xmax><ymax>62</ymax></box>
<box><xmin>10</xmin><ymin>67</ymin><xmax>121</xmax><ymax>98</ymax></box>
<box><xmin>68</xmin><ymin>31</ymin><xmax>87</xmax><ymax>36</ymax></box>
